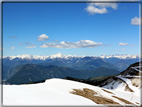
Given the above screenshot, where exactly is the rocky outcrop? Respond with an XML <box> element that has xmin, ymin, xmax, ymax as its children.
<box><xmin>100</xmin><ymin>62</ymin><xmax>142</xmax><ymax>93</ymax></box>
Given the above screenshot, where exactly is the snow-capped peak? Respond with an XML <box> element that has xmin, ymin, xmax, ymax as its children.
<box><xmin>3</xmin><ymin>54</ymin><xmax>50</xmax><ymax>60</ymax></box>
<box><xmin>99</xmin><ymin>54</ymin><xmax>140</xmax><ymax>59</ymax></box>
<box><xmin>49</xmin><ymin>53</ymin><xmax>66</xmax><ymax>58</ymax></box>
<box><xmin>3</xmin><ymin>53</ymin><xmax>81</xmax><ymax>60</ymax></box>
<box><xmin>3</xmin><ymin>53</ymin><xmax>140</xmax><ymax>60</ymax></box>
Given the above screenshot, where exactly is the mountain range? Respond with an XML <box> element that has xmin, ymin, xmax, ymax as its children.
<box><xmin>3</xmin><ymin>53</ymin><xmax>140</xmax><ymax>60</ymax></box>
<box><xmin>2</xmin><ymin>53</ymin><xmax>140</xmax><ymax>81</ymax></box>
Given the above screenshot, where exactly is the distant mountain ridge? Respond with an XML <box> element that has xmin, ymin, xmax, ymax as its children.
<box><xmin>2</xmin><ymin>53</ymin><xmax>140</xmax><ymax>81</ymax></box>
<box><xmin>3</xmin><ymin>54</ymin><xmax>119</xmax><ymax>70</ymax></box>
<box><xmin>3</xmin><ymin>53</ymin><xmax>140</xmax><ymax>69</ymax></box>
<box><xmin>3</xmin><ymin>53</ymin><xmax>140</xmax><ymax>60</ymax></box>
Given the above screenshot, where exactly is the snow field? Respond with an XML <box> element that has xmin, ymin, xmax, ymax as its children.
<box><xmin>3</xmin><ymin>78</ymin><xmax>140</xmax><ymax>106</ymax></box>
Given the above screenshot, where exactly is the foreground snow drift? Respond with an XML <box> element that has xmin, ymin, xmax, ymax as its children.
<box><xmin>3</xmin><ymin>78</ymin><xmax>140</xmax><ymax>106</ymax></box>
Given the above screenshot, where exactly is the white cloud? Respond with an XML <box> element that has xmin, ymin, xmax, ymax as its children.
<box><xmin>85</xmin><ymin>2</ymin><xmax>118</xmax><ymax>15</ymax></box>
<box><xmin>11</xmin><ymin>47</ymin><xmax>15</xmax><ymax>49</ymax></box>
<box><xmin>41</xmin><ymin>40</ymin><xmax>103</xmax><ymax>49</ymax></box>
<box><xmin>119</xmin><ymin>42</ymin><xmax>135</xmax><ymax>46</ymax></box>
<box><xmin>94</xmin><ymin>3</ymin><xmax>118</xmax><ymax>10</ymax></box>
<box><xmin>119</xmin><ymin>42</ymin><xmax>128</xmax><ymax>46</ymax></box>
<box><xmin>85</xmin><ymin>4</ymin><xmax>107</xmax><ymax>15</ymax></box>
<box><xmin>131</xmin><ymin>17</ymin><xmax>141</xmax><ymax>25</ymax></box>
<box><xmin>26</xmin><ymin>44</ymin><xmax>36</xmax><ymax>48</ymax></box>
<box><xmin>37</xmin><ymin>34</ymin><xmax>49</xmax><ymax>41</ymax></box>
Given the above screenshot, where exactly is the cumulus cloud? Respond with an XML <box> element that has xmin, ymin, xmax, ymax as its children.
<box><xmin>85</xmin><ymin>2</ymin><xmax>118</xmax><ymax>15</ymax></box>
<box><xmin>119</xmin><ymin>42</ymin><xmax>128</xmax><ymax>46</ymax></box>
<box><xmin>37</xmin><ymin>34</ymin><xmax>49</xmax><ymax>41</ymax></box>
<box><xmin>85</xmin><ymin>4</ymin><xmax>107</xmax><ymax>15</ymax></box>
<box><xmin>9</xmin><ymin>36</ymin><xmax>17</xmax><ymax>39</ymax></box>
<box><xmin>41</xmin><ymin>40</ymin><xmax>103</xmax><ymax>49</ymax></box>
<box><xmin>131</xmin><ymin>17</ymin><xmax>141</xmax><ymax>25</ymax></box>
<box><xmin>119</xmin><ymin>42</ymin><xmax>135</xmax><ymax>46</ymax></box>
<box><xmin>94</xmin><ymin>3</ymin><xmax>118</xmax><ymax>10</ymax></box>
<box><xmin>26</xmin><ymin>44</ymin><xmax>36</xmax><ymax>48</ymax></box>
<box><xmin>11</xmin><ymin>47</ymin><xmax>15</xmax><ymax>49</ymax></box>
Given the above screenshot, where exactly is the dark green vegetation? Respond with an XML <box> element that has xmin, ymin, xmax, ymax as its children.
<box><xmin>87</xmin><ymin>67</ymin><xmax>118</xmax><ymax>79</ymax></box>
<box><xmin>5</xmin><ymin>64</ymin><xmax>120</xmax><ymax>85</ymax></box>
<box><xmin>64</xmin><ymin>75</ymin><xmax>114</xmax><ymax>86</ymax></box>
<box><xmin>3</xmin><ymin>64</ymin><xmax>25</xmax><ymax>80</ymax></box>
<box><xmin>3</xmin><ymin>65</ymin><xmax>11</xmax><ymax>80</ymax></box>
<box><xmin>6</xmin><ymin>64</ymin><xmax>82</xmax><ymax>85</ymax></box>
<box><xmin>87</xmin><ymin>75</ymin><xmax>114</xmax><ymax>81</ymax></box>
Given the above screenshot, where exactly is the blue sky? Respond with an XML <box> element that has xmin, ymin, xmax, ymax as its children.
<box><xmin>3</xmin><ymin>2</ymin><xmax>140</xmax><ymax>56</ymax></box>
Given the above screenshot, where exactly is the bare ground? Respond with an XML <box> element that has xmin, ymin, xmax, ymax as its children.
<box><xmin>102</xmin><ymin>89</ymin><xmax>114</xmax><ymax>94</ymax></box>
<box><xmin>112</xmin><ymin>95</ymin><xmax>136</xmax><ymax>105</ymax></box>
<box><xmin>125</xmin><ymin>85</ymin><xmax>134</xmax><ymax>92</ymax></box>
<box><xmin>70</xmin><ymin>88</ymin><xmax>121</xmax><ymax>105</ymax></box>
<box><xmin>70</xmin><ymin>88</ymin><xmax>139</xmax><ymax>106</ymax></box>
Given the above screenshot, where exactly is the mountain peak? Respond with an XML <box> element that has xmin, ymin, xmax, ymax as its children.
<box><xmin>3</xmin><ymin>53</ymin><xmax>140</xmax><ymax>60</ymax></box>
<box><xmin>49</xmin><ymin>53</ymin><xmax>69</xmax><ymax>59</ymax></box>
<box><xmin>99</xmin><ymin>54</ymin><xmax>139</xmax><ymax>59</ymax></box>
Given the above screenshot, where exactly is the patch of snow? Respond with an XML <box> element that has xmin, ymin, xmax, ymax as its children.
<box><xmin>3</xmin><ymin>78</ymin><xmax>140</xmax><ymax>106</ymax></box>
<box><xmin>3</xmin><ymin>79</ymin><xmax>101</xmax><ymax>106</ymax></box>
<box><xmin>119</xmin><ymin>77</ymin><xmax>140</xmax><ymax>96</ymax></box>
<box><xmin>131</xmin><ymin>66</ymin><xmax>142</xmax><ymax>72</ymax></box>
<box><xmin>103</xmin><ymin>81</ymin><xmax>126</xmax><ymax>92</ymax></box>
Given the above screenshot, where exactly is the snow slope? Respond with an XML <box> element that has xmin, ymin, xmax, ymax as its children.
<box><xmin>3</xmin><ymin>78</ymin><xmax>140</xmax><ymax>106</ymax></box>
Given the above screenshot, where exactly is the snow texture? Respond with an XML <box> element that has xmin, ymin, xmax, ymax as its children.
<box><xmin>3</xmin><ymin>78</ymin><xmax>140</xmax><ymax>106</ymax></box>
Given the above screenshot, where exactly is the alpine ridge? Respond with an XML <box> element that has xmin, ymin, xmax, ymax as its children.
<box><xmin>3</xmin><ymin>53</ymin><xmax>140</xmax><ymax>60</ymax></box>
<box><xmin>97</xmin><ymin>62</ymin><xmax>141</xmax><ymax>96</ymax></box>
